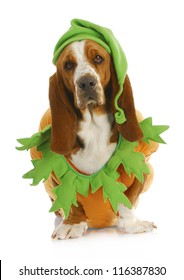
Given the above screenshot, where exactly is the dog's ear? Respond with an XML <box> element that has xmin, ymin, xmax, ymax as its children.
<box><xmin>49</xmin><ymin>71</ymin><xmax>77</xmax><ymax>155</ymax></box>
<box><xmin>110</xmin><ymin>62</ymin><xmax>143</xmax><ymax>141</ymax></box>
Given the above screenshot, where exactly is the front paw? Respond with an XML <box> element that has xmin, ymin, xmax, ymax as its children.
<box><xmin>51</xmin><ymin>222</ymin><xmax>88</xmax><ymax>240</ymax></box>
<box><xmin>118</xmin><ymin>217</ymin><xmax>157</xmax><ymax>234</ymax></box>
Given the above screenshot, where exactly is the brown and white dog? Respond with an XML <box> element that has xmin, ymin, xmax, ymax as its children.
<box><xmin>31</xmin><ymin>40</ymin><xmax>158</xmax><ymax>239</ymax></box>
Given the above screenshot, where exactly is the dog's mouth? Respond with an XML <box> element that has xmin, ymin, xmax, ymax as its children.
<box><xmin>76</xmin><ymin>89</ymin><xmax>105</xmax><ymax>110</ymax></box>
<box><xmin>86</xmin><ymin>97</ymin><xmax>96</xmax><ymax>105</ymax></box>
<box><xmin>85</xmin><ymin>95</ymin><xmax>99</xmax><ymax>104</ymax></box>
<box><xmin>78</xmin><ymin>95</ymin><xmax>104</xmax><ymax>109</ymax></box>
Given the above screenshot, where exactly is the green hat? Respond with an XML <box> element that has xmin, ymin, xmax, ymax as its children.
<box><xmin>53</xmin><ymin>19</ymin><xmax>128</xmax><ymax>124</ymax></box>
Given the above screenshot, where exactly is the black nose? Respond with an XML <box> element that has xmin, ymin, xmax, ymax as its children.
<box><xmin>78</xmin><ymin>76</ymin><xmax>96</xmax><ymax>91</ymax></box>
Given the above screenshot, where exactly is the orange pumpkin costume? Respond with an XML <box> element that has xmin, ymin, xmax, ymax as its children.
<box><xmin>30</xmin><ymin>109</ymin><xmax>159</xmax><ymax>228</ymax></box>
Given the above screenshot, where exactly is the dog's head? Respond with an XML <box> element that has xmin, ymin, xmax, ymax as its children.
<box><xmin>49</xmin><ymin>40</ymin><xmax>143</xmax><ymax>155</ymax></box>
<box><xmin>55</xmin><ymin>40</ymin><xmax>110</xmax><ymax>110</ymax></box>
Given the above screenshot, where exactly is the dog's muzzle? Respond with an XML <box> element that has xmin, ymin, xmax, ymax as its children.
<box><xmin>76</xmin><ymin>75</ymin><xmax>104</xmax><ymax>108</ymax></box>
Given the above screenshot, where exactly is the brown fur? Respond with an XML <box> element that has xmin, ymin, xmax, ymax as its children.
<box><xmin>109</xmin><ymin>62</ymin><xmax>143</xmax><ymax>141</ymax></box>
<box><xmin>49</xmin><ymin>72</ymin><xmax>78</xmax><ymax>156</ymax></box>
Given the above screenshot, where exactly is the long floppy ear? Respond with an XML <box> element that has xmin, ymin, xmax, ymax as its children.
<box><xmin>49</xmin><ymin>72</ymin><xmax>77</xmax><ymax>155</ymax></box>
<box><xmin>110</xmin><ymin>62</ymin><xmax>143</xmax><ymax>141</ymax></box>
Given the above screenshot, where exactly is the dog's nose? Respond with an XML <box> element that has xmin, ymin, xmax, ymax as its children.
<box><xmin>78</xmin><ymin>76</ymin><xmax>96</xmax><ymax>91</ymax></box>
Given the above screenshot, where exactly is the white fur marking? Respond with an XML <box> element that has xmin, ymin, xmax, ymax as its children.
<box><xmin>117</xmin><ymin>204</ymin><xmax>156</xmax><ymax>233</ymax></box>
<box><xmin>71</xmin><ymin>109</ymin><xmax>116</xmax><ymax>174</ymax></box>
<box><xmin>52</xmin><ymin>222</ymin><xmax>88</xmax><ymax>240</ymax></box>
<box><xmin>69</xmin><ymin>41</ymin><xmax>116</xmax><ymax>174</ymax></box>
<box><xmin>71</xmin><ymin>41</ymin><xmax>103</xmax><ymax>107</ymax></box>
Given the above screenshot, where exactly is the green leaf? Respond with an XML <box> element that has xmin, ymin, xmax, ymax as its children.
<box><xmin>107</xmin><ymin>152</ymin><xmax>122</xmax><ymax>171</ymax></box>
<box><xmin>100</xmin><ymin>171</ymin><xmax>131</xmax><ymax>212</ymax></box>
<box><xmin>105</xmin><ymin>165</ymin><xmax>120</xmax><ymax>180</ymax></box>
<box><xmin>16</xmin><ymin>125</ymin><xmax>51</xmax><ymax>151</ymax></box>
<box><xmin>119</xmin><ymin>141</ymin><xmax>150</xmax><ymax>183</ymax></box>
<box><xmin>91</xmin><ymin>173</ymin><xmax>103</xmax><ymax>193</ymax></box>
<box><xmin>23</xmin><ymin>149</ymin><xmax>68</xmax><ymax>186</ymax></box>
<box><xmin>53</xmin><ymin>157</ymin><xmax>68</xmax><ymax>179</ymax></box>
<box><xmin>23</xmin><ymin>158</ymin><xmax>53</xmax><ymax>185</ymax></box>
<box><xmin>49</xmin><ymin>171</ymin><xmax>77</xmax><ymax>218</ymax></box>
<box><xmin>75</xmin><ymin>177</ymin><xmax>90</xmax><ymax>197</ymax></box>
<box><xmin>118</xmin><ymin>193</ymin><xmax>132</xmax><ymax>209</ymax></box>
<box><xmin>140</xmin><ymin>117</ymin><xmax>169</xmax><ymax>144</ymax></box>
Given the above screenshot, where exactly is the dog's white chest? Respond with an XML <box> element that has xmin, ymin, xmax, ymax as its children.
<box><xmin>71</xmin><ymin>110</ymin><xmax>116</xmax><ymax>174</ymax></box>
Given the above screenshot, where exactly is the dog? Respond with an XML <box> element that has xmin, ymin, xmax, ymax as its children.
<box><xmin>30</xmin><ymin>39</ymin><xmax>158</xmax><ymax>239</ymax></box>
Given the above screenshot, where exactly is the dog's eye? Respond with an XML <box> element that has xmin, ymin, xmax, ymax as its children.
<box><xmin>64</xmin><ymin>61</ymin><xmax>74</xmax><ymax>70</ymax></box>
<box><xmin>94</xmin><ymin>55</ymin><xmax>104</xmax><ymax>64</ymax></box>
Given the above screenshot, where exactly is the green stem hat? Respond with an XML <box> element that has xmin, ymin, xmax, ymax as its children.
<box><xmin>53</xmin><ymin>18</ymin><xmax>128</xmax><ymax>124</ymax></box>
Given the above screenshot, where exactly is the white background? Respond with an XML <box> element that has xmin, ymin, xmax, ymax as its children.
<box><xmin>0</xmin><ymin>0</ymin><xmax>183</xmax><ymax>279</ymax></box>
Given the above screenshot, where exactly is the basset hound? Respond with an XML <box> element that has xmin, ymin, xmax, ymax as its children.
<box><xmin>31</xmin><ymin>39</ymin><xmax>158</xmax><ymax>239</ymax></box>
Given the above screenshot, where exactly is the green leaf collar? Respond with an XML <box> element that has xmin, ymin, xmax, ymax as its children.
<box><xmin>16</xmin><ymin>117</ymin><xmax>169</xmax><ymax>218</ymax></box>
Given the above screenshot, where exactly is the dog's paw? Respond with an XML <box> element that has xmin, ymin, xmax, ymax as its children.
<box><xmin>118</xmin><ymin>217</ymin><xmax>157</xmax><ymax>234</ymax></box>
<box><xmin>51</xmin><ymin>222</ymin><xmax>88</xmax><ymax>240</ymax></box>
